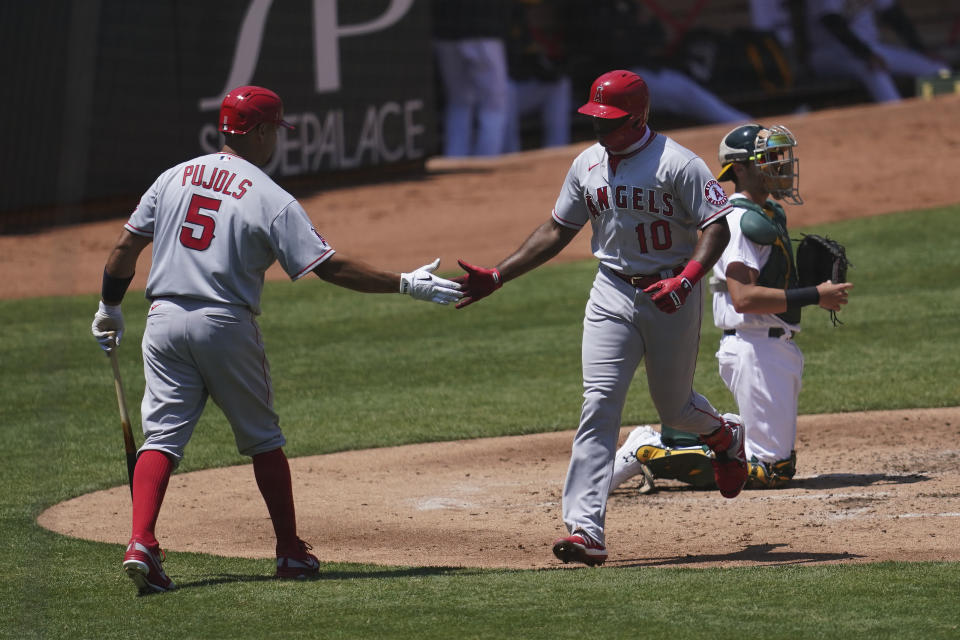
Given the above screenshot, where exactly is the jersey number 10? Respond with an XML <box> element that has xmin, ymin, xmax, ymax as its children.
<box><xmin>636</xmin><ymin>220</ymin><xmax>672</xmax><ymax>253</ymax></box>
<box><xmin>180</xmin><ymin>194</ymin><xmax>221</xmax><ymax>251</ymax></box>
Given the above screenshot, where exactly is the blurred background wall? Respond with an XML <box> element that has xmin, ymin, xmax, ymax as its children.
<box><xmin>2</xmin><ymin>0</ymin><xmax>435</xmax><ymax>230</ymax></box>
<box><xmin>2</xmin><ymin>0</ymin><xmax>956</xmax><ymax>233</ymax></box>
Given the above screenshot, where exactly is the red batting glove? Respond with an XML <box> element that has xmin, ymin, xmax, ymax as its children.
<box><xmin>644</xmin><ymin>276</ymin><xmax>694</xmax><ymax>313</ymax></box>
<box><xmin>454</xmin><ymin>259</ymin><xmax>502</xmax><ymax>309</ymax></box>
<box><xmin>643</xmin><ymin>260</ymin><xmax>706</xmax><ymax>314</ymax></box>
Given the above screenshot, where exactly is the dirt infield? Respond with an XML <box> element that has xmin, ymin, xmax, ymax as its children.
<box><xmin>27</xmin><ymin>95</ymin><xmax>960</xmax><ymax>568</ymax></box>
<box><xmin>39</xmin><ymin>409</ymin><xmax>960</xmax><ymax>569</ymax></box>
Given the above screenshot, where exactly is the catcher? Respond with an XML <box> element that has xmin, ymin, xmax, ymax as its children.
<box><xmin>613</xmin><ymin>124</ymin><xmax>852</xmax><ymax>492</ymax></box>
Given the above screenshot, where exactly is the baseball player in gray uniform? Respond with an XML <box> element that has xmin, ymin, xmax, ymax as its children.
<box><xmin>91</xmin><ymin>85</ymin><xmax>461</xmax><ymax>595</ymax></box>
<box><xmin>610</xmin><ymin>124</ymin><xmax>852</xmax><ymax>493</ymax></box>
<box><xmin>454</xmin><ymin>70</ymin><xmax>747</xmax><ymax>566</ymax></box>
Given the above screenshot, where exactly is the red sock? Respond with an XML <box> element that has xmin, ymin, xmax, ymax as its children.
<box><xmin>130</xmin><ymin>450</ymin><xmax>174</xmax><ymax>548</ymax></box>
<box><xmin>252</xmin><ymin>448</ymin><xmax>298</xmax><ymax>554</ymax></box>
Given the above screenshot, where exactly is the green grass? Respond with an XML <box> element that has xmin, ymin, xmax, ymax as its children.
<box><xmin>2</xmin><ymin>205</ymin><xmax>959</xmax><ymax>639</ymax></box>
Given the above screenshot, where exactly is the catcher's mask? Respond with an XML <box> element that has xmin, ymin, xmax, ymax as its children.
<box><xmin>578</xmin><ymin>70</ymin><xmax>650</xmax><ymax>151</ymax></box>
<box><xmin>718</xmin><ymin>124</ymin><xmax>802</xmax><ymax>205</ymax></box>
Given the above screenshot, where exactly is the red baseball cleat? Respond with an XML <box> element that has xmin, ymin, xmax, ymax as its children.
<box><xmin>123</xmin><ymin>539</ymin><xmax>176</xmax><ymax>595</ymax></box>
<box><xmin>276</xmin><ymin>538</ymin><xmax>320</xmax><ymax>579</ymax></box>
<box><xmin>700</xmin><ymin>414</ymin><xmax>748</xmax><ymax>498</ymax></box>
<box><xmin>552</xmin><ymin>531</ymin><xmax>607</xmax><ymax>566</ymax></box>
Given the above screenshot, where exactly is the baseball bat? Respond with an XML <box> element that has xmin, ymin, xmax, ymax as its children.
<box><xmin>107</xmin><ymin>341</ymin><xmax>137</xmax><ymax>498</ymax></box>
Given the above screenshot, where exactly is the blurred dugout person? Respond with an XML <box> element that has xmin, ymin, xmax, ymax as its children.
<box><xmin>570</xmin><ymin>0</ymin><xmax>750</xmax><ymax>126</ymax></box>
<box><xmin>749</xmin><ymin>0</ymin><xmax>807</xmax><ymax>72</ymax></box>
<box><xmin>432</xmin><ymin>0</ymin><xmax>512</xmax><ymax>156</ymax></box>
<box><xmin>750</xmin><ymin>0</ymin><xmax>797</xmax><ymax>51</ymax></box>
<box><xmin>805</xmin><ymin>0</ymin><xmax>949</xmax><ymax>102</ymax></box>
<box><xmin>503</xmin><ymin>0</ymin><xmax>573</xmax><ymax>153</ymax></box>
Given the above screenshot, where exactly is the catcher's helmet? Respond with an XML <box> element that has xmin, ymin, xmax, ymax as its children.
<box><xmin>578</xmin><ymin>70</ymin><xmax>650</xmax><ymax>151</ymax></box>
<box><xmin>717</xmin><ymin>124</ymin><xmax>763</xmax><ymax>178</ymax></box>
<box><xmin>220</xmin><ymin>86</ymin><xmax>294</xmax><ymax>135</ymax></box>
<box><xmin>717</xmin><ymin>123</ymin><xmax>802</xmax><ymax>205</ymax></box>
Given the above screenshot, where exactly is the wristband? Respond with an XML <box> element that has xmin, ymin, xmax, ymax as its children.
<box><xmin>785</xmin><ymin>286</ymin><xmax>819</xmax><ymax>310</ymax></box>
<box><xmin>101</xmin><ymin>269</ymin><xmax>133</xmax><ymax>305</ymax></box>
<box><xmin>678</xmin><ymin>260</ymin><xmax>708</xmax><ymax>285</ymax></box>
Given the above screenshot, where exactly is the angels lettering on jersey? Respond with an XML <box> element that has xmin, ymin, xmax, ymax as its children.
<box><xmin>584</xmin><ymin>183</ymin><xmax>675</xmax><ymax>220</ymax></box>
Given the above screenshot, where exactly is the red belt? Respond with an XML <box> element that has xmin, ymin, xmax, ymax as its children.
<box><xmin>611</xmin><ymin>265</ymin><xmax>683</xmax><ymax>289</ymax></box>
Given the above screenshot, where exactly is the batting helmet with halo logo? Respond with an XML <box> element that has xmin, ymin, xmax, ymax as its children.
<box><xmin>219</xmin><ymin>85</ymin><xmax>294</xmax><ymax>135</ymax></box>
<box><xmin>578</xmin><ymin>70</ymin><xmax>650</xmax><ymax>151</ymax></box>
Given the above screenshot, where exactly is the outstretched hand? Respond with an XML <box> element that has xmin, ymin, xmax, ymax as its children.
<box><xmin>453</xmin><ymin>259</ymin><xmax>502</xmax><ymax>309</ymax></box>
<box><xmin>399</xmin><ymin>258</ymin><xmax>463</xmax><ymax>305</ymax></box>
<box><xmin>644</xmin><ymin>276</ymin><xmax>694</xmax><ymax>313</ymax></box>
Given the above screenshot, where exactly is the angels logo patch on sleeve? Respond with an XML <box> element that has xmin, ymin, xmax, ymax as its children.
<box><xmin>705</xmin><ymin>179</ymin><xmax>728</xmax><ymax>206</ymax></box>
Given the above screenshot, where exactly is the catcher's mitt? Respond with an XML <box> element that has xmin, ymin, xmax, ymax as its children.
<box><xmin>795</xmin><ymin>233</ymin><xmax>852</xmax><ymax>325</ymax></box>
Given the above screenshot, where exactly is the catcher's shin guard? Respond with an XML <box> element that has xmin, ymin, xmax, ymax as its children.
<box><xmin>639</xmin><ymin>445</ymin><xmax>717</xmax><ymax>490</ymax></box>
<box><xmin>746</xmin><ymin>451</ymin><xmax>797</xmax><ymax>489</ymax></box>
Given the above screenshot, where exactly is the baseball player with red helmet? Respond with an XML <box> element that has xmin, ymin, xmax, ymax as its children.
<box><xmin>454</xmin><ymin>70</ymin><xmax>747</xmax><ymax>566</ymax></box>
<box><xmin>91</xmin><ymin>85</ymin><xmax>461</xmax><ymax>594</ymax></box>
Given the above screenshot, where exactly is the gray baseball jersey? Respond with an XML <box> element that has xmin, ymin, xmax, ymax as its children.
<box><xmin>126</xmin><ymin>152</ymin><xmax>334</xmax><ymax>315</ymax></box>
<box><xmin>552</xmin><ymin>130</ymin><xmax>732</xmax><ymax>546</ymax></box>
<box><xmin>125</xmin><ymin>151</ymin><xmax>333</xmax><ymax>463</ymax></box>
<box><xmin>552</xmin><ymin>130</ymin><xmax>730</xmax><ymax>269</ymax></box>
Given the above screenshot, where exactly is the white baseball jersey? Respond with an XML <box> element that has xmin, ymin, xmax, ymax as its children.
<box><xmin>712</xmin><ymin>196</ymin><xmax>799</xmax><ymax>333</ymax></box>
<box><xmin>125</xmin><ymin>152</ymin><xmax>334</xmax><ymax>314</ymax></box>
<box><xmin>551</xmin><ymin>128</ymin><xmax>730</xmax><ymax>274</ymax></box>
<box><xmin>711</xmin><ymin>194</ymin><xmax>803</xmax><ymax>464</ymax></box>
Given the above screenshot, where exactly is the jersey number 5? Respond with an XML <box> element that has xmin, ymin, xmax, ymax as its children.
<box><xmin>180</xmin><ymin>194</ymin><xmax>221</xmax><ymax>250</ymax></box>
<box><xmin>636</xmin><ymin>220</ymin><xmax>672</xmax><ymax>253</ymax></box>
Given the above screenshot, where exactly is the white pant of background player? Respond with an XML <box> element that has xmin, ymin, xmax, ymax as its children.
<box><xmin>808</xmin><ymin>41</ymin><xmax>947</xmax><ymax>102</ymax></box>
<box><xmin>563</xmin><ymin>265</ymin><xmax>727</xmax><ymax>547</ymax></box>
<box><xmin>502</xmin><ymin>76</ymin><xmax>573</xmax><ymax>153</ymax></box>
<box><xmin>716</xmin><ymin>328</ymin><xmax>803</xmax><ymax>465</ymax></box>
<box><xmin>433</xmin><ymin>39</ymin><xmax>510</xmax><ymax>156</ymax></box>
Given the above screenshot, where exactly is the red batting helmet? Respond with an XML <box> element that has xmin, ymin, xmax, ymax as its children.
<box><xmin>578</xmin><ymin>70</ymin><xmax>650</xmax><ymax>122</ymax></box>
<box><xmin>219</xmin><ymin>86</ymin><xmax>294</xmax><ymax>135</ymax></box>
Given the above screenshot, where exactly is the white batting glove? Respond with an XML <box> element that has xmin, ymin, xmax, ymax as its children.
<box><xmin>91</xmin><ymin>301</ymin><xmax>124</xmax><ymax>352</ymax></box>
<box><xmin>400</xmin><ymin>258</ymin><xmax>463</xmax><ymax>305</ymax></box>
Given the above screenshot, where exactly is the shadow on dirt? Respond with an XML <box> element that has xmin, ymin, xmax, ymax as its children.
<box><xmin>616</xmin><ymin>543</ymin><xmax>862</xmax><ymax>568</ymax></box>
<box><xmin>794</xmin><ymin>473</ymin><xmax>930</xmax><ymax>489</ymax></box>
<box><xmin>610</xmin><ymin>472</ymin><xmax>932</xmax><ymax>496</ymax></box>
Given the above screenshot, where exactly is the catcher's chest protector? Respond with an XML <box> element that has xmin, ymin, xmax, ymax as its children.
<box><xmin>733</xmin><ymin>198</ymin><xmax>800</xmax><ymax>324</ymax></box>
